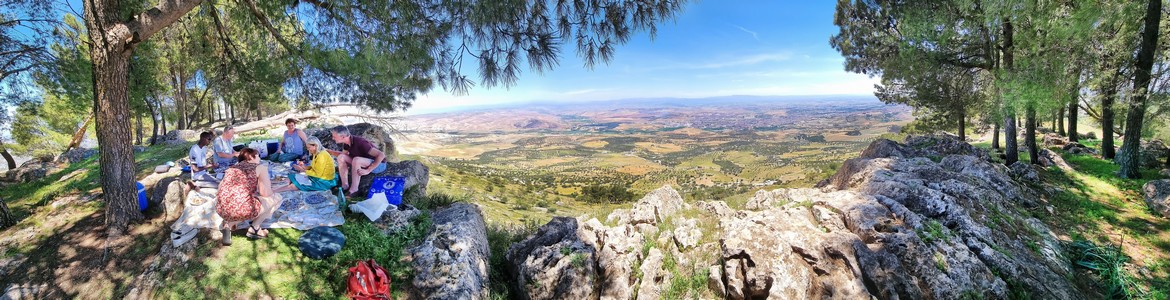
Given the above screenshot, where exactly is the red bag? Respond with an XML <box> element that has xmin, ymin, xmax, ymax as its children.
<box><xmin>347</xmin><ymin>259</ymin><xmax>392</xmax><ymax>300</ymax></box>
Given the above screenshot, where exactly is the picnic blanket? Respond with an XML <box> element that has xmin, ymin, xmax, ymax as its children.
<box><xmin>169</xmin><ymin>189</ymin><xmax>344</xmax><ymax>246</ymax></box>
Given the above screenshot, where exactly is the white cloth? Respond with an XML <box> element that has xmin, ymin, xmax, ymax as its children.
<box><xmin>349</xmin><ymin>193</ymin><xmax>391</xmax><ymax>222</ymax></box>
<box><xmin>263</xmin><ymin>190</ymin><xmax>345</xmax><ymax>230</ymax></box>
<box><xmin>170</xmin><ymin>190</ymin><xmax>224</xmax><ymax>247</ymax></box>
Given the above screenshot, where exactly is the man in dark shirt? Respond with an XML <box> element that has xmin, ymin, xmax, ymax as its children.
<box><xmin>329</xmin><ymin>125</ymin><xmax>387</xmax><ymax>197</ymax></box>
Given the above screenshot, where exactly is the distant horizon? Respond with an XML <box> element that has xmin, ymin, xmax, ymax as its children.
<box><xmin>402</xmin><ymin>93</ymin><xmax>884</xmax><ymax>116</ymax></box>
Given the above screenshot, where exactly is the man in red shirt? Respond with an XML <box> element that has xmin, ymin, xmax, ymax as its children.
<box><xmin>329</xmin><ymin>125</ymin><xmax>388</xmax><ymax>197</ymax></box>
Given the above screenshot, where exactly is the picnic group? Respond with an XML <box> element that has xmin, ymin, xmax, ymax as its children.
<box><xmin>184</xmin><ymin>119</ymin><xmax>388</xmax><ymax>246</ymax></box>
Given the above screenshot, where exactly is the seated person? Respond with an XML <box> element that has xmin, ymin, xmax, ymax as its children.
<box><xmin>275</xmin><ymin>137</ymin><xmax>337</xmax><ymax>193</ymax></box>
<box><xmin>213</xmin><ymin>125</ymin><xmax>240</xmax><ymax>168</ymax></box>
<box><xmin>328</xmin><ymin>125</ymin><xmax>387</xmax><ymax>197</ymax></box>
<box><xmin>270</xmin><ymin>118</ymin><xmax>310</xmax><ymax>163</ymax></box>
<box><xmin>189</xmin><ymin>131</ymin><xmax>219</xmax><ymax>184</ymax></box>
<box><xmin>215</xmin><ymin>148</ymin><xmax>283</xmax><ymax>245</ymax></box>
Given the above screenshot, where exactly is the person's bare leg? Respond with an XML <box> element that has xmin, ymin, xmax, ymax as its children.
<box><xmin>273</xmin><ymin>184</ymin><xmax>298</xmax><ymax>193</ymax></box>
<box><xmin>348</xmin><ymin>157</ymin><xmax>373</xmax><ymax>194</ymax></box>
<box><xmin>338</xmin><ymin>154</ymin><xmax>352</xmax><ymax>190</ymax></box>
<box><xmin>249</xmin><ymin>194</ymin><xmax>283</xmax><ymax>237</ymax></box>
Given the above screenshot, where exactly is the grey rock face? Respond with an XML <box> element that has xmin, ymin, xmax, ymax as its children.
<box><xmin>1143</xmin><ymin>179</ymin><xmax>1170</xmax><ymax>218</ymax></box>
<box><xmin>408</xmin><ymin>203</ymin><xmax>491</xmax><ymax>300</ymax></box>
<box><xmin>505</xmin><ymin>217</ymin><xmax>600</xmax><ymax>300</ymax></box>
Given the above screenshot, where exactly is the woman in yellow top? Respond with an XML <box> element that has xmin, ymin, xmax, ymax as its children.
<box><xmin>275</xmin><ymin>137</ymin><xmax>337</xmax><ymax>193</ymax></box>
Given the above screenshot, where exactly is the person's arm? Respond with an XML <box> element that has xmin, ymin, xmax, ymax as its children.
<box><xmin>276</xmin><ymin>136</ymin><xmax>285</xmax><ymax>154</ymax></box>
<box><xmin>361</xmin><ymin>148</ymin><xmax>387</xmax><ymax>175</ymax></box>
<box><xmin>257</xmin><ymin>164</ymin><xmax>274</xmax><ymax>197</ymax></box>
<box><xmin>297</xmin><ymin>130</ymin><xmax>310</xmax><ymax>153</ymax></box>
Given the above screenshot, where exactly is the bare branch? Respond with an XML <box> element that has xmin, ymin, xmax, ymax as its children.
<box><xmin>122</xmin><ymin>0</ymin><xmax>204</xmax><ymax>46</ymax></box>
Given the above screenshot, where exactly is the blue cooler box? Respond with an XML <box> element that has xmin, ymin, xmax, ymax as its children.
<box><xmin>367</xmin><ymin>176</ymin><xmax>406</xmax><ymax>206</ymax></box>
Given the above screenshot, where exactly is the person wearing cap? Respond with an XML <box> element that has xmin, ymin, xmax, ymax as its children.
<box><xmin>274</xmin><ymin>136</ymin><xmax>337</xmax><ymax>192</ymax></box>
<box><xmin>270</xmin><ymin>118</ymin><xmax>310</xmax><ymax>163</ymax></box>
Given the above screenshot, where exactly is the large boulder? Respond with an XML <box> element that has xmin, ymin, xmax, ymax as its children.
<box><xmin>795</xmin><ymin>136</ymin><xmax>1080</xmax><ymax>299</ymax></box>
<box><xmin>309</xmin><ymin>122</ymin><xmax>396</xmax><ymax>157</ymax></box>
<box><xmin>1142</xmin><ymin>179</ymin><xmax>1170</xmax><ymax>218</ymax></box>
<box><xmin>1062</xmin><ymin>142</ymin><xmax>1098</xmax><ymax>156</ymax></box>
<box><xmin>408</xmin><ymin>203</ymin><xmax>491</xmax><ymax>299</ymax></box>
<box><xmin>163</xmin><ymin>130</ymin><xmax>200</xmax><ymax>142</ymax></box>
<box><xmin>1043</xmin><ymin>133</ymin><xmax>1068</xmax><ymax>147</ymax></box>
<box><xmin>505</xmin><ymin>217</ymin><xmax>600</xmax><ymax>300</ymax></box>
<box><xmin>1140</xmin><ymin>140</ymin><xmax>1168</xmax><ymax>169</ymax></box>
<box><xmin>56</xmin><ymin>148</ymin><xmax>97</xmax><ymax>163</ymax></box>
<box><xmin>12</xmin><ymin>160</ymin><xmax>61</xmax><ymax>183</ymax></box>
<box><xmin>355</xmin><ymin>160</ymin><xmax>430</xmax><ymax>199</ymax></box>
<box><xmin>605</xmin><ymin>185</ymin><xmax>685</xmax><ymax>230</ymax></box>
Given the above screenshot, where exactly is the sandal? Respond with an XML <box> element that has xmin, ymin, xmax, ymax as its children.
<box><xmin>246</xmin><ymin>225</ymin><xmax>269</xmax><ymax>240</ymax></box>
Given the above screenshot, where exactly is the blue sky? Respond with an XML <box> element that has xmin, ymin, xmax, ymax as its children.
<box><xmin>409</xmin><ymin>1</ymin><xmax>879</xmax><ymax>114</ymax></box>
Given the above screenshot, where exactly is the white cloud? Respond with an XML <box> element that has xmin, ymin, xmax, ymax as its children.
<box><xmin>731</xmin><ymin>24</ymin><xmax>759</xmax><ymax>41</ymax></box>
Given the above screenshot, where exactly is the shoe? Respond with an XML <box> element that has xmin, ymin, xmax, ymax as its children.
<box><xmin>221</xmin><ymin>228</ymin><xmax>233</xmax><ymax>246</ymax></box>
<box><xmin>246</xmin><ymin>225</ymin><xmax>268</xmax><ymax>240</ymax></box>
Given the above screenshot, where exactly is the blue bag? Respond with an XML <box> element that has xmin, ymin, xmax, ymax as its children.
<box><xmin>367</xmin><ymin>176</ymin><xmax>406</xmax><ymax>205</ymax></box>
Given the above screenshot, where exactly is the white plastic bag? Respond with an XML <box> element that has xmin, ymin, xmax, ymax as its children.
<box><xmin>348</xmin><ymin>193</ymin><xmax>390</xmax><ymax>222</ymax></box>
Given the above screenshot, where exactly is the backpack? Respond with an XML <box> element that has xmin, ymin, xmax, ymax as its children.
<box><xmin>347</xmin><ymin>259</ymin><xmax>392</xmax><ymax>300</ymax></box>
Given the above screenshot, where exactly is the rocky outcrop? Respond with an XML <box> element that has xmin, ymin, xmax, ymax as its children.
<box><xmin>408</xmin><ymin>203</ymin><xmax>491</xmax><ymax>300</ymax></box>
<box><xmin>505</xmin><ymin>217</ymin><xmax>599</xmax><ymax>300</ymax></box>
<box><xmin>56</xmin><ymin>148</ymin><xmax>96</xmax><ymax>163</ymax></box>
<box><xmin>310</xmin><ymin>122</ymin><xmax>396</xmax><ymax>157</ymax></box>
<box><xmin>8</xmin><ymin>159</ymin><xmax>62</xmax><ymax>183</ymax></box>
<box><xmin>355</xmin><ymin>160</ymin><xmax>430</xmax><ymax>199</ymax></box>
<box><xmin>163</xmin><ymin>130</ymin><xmax>200</xmax><ymax>143</ymax></box>
<box><xmin>510</xmin><ymin>134</ymin><xmax>1086</xmax><ymax>300</ymax></box>
<box><xmin>1043</xmin><ymin>133</ymin><xmax>1068</xmax><ymax>147</ymax></box>
<box><xmin>1063</xmin><ymin>142</ymin><xmax>1099</xmax><ymax>156</ymax></box>
<box><xmin>1143</xmin><ymin>180</ymin><xmax>1170</xmax><ymax>218</ymax></box>
<box><xmin>1038</xmin><ymin>149</ymin><xmax>1074</xmax><ymax>171</ymax></box>
<box><xmin>375</xmin><ymin>204</ymin><xmax>422</xmax><ymax>235</ymax></box>
<box><xmin>1140</xmin><ymin>140</ymin><xmax>1168</xmax><ymax>169</ymax></box>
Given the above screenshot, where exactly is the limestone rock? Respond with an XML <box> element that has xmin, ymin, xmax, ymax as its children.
<box><xmin>635</xmin><ymin>248</ymin><xmax>671</xmax><ymax>300</ymax></box>
<box><xmin>578</xmin><ymin>218</ymin><xmax>644</xmax><ymax>300</ymax></box>
<box><xmin>505</xmin><ymin>217</ymin><xmax>599</xmax><ymax>300</ymax></box>
<box><xmin>376</xmin><ymin>204</ymin><xmax>422</xmax><ymax>235</ymax></box>
<box><xmin>163</xmin><ymin>130</ymin><xmax>200</xmax><ymax>142</ymax></box>
<box><xmin>1143</xmin><ymin>180</ymin><xmax>1170</xmax><ymax>218</ymax></box>
<box><xmin>671</xmin><ymin>218</ymin><xmax>701</xmax><ymax>250</ymax></box>
<box><xmin>605</xmin><ymin>185</ymin><xmax>683</xmax><ymax>226</ymax></box>
<box><xmin>1043</xmin><ymin>133</ymin><xmax>1068</xmax><ymax>147</ymax></box>
<box><xmin>408</xmin><ymin>203</ymin><xmax>491</xmax><ymax>300</ymax></box>
<box><xmin>696</xmin><ymin>200</ymin><xmax>732</xmax><ymax>218</ymax></box>
<box><xmin>355</xmin><ymin>160</ymin><xmax>430</xmax><ymax>200</ymax></box>
<box><xmin>1140</xmin><ymin>140</ymin><xmax>1168</xmax><ymax>169</ymax></box>
<box><xmin>56</xmin><ymin>148</ymin><xmax>96</xmax><ymax>163</ymax></box>
<box><xmin>1038</xmin><ymin>149</ymin><xmax>1073</xmax><ymax>171</ymax></box>
<box><xmin>1009</xmin><ymin>161</ymin><xmax>1040</xmax><ymax>183</ymax></box>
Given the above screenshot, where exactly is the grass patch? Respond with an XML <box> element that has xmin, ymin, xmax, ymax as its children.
<box><xmin>485</xmin><ymin>221</ymin><xmax>540</xmax><ymax>300</ymax></box>
<box><xmin>158</xmin><ymin>204</ymin><xmax>433</xmax><ymax>298</ymax></box>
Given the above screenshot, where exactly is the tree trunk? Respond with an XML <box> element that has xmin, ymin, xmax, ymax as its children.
<box><xmin>0</xmin><ymin>140</ymin><xmax>16</xmax><ymax>170</ymax></box>
<box><xmin>0</xmin><ymin>199</ymin><xmax>13</xmax><ymax>228</ymax></box>
<box><xmin>958</xmin><ymin>107</ymin><xmax>966</xmax><ymax>141</ymax></box>
<box><xmin>1102</xmin><ymin>84</ymin><xmax>1117</xmax><ymax>159</ymax></box>
<box><xmin>1056</xmin><ymin>108</ymin><xmax>1065</xmax><ymax>136</ymax></box>
<box><xmin>1118</xmin><ymin>0</ymin><xmax>1162</xmax><ymax>178</ymax></box>
<box><xmin>148</xmin><ymin>97</ymin><xmax>160</xmax><ymax>145</ymax></box>
<box><xmin>1026</xmin><ymin>105</ymin><xmax>1038</xmax><ymax>165</ymax></box>
<box><xmin>992</xmin><ymin>121</ymin><xmax>1000</xmax><ymax>149</ymax></box>
<box><xmin>1068</xmin><ymin>84</ymin><xmax>1079</xmax><ymax>142</ymax></box>
<box><xmin>64</xmin><ymin>114</ymin><xmax>95</xmax><ymax>153</ymax></box>
<box><xmin>89</xmin><ymin>39</ymin><xmax>143</xmax><ymax>231</ymax></box>
<box><xmin>135</xmin><ymin>112</ymin><xmax>144</xmax><ymax>145</ymax></box>
<box><xmin>1005</xmin><ymin>112</ymin><xmax>1019</xmax><ymax>165</ymax></box>
<box><xmin>1002</xmin><ymin>20</ymin><xmax>1018</xmax><ymax>165</ymax></box>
